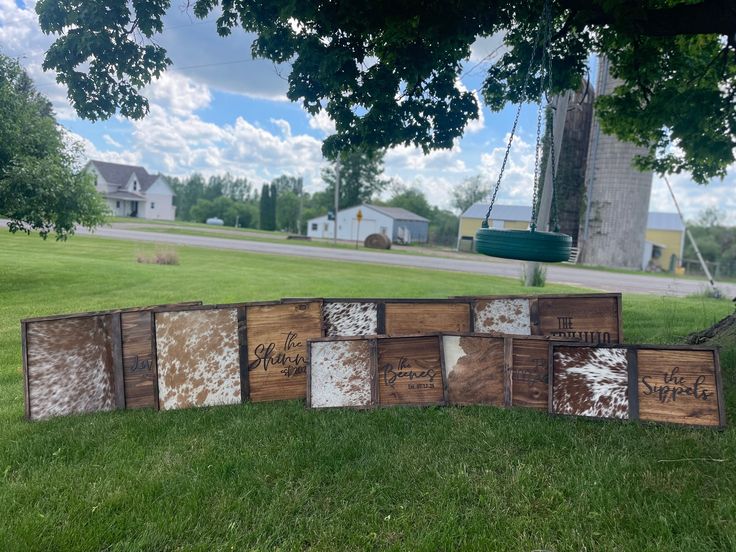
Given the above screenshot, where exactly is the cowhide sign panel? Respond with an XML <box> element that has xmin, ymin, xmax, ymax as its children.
<box><xmin>308</xmin><ymin>340</ymin><xmax>374</xmax><ymax>408</ymax></box>
<box><xmin>323</xmin><ymin>301</ymin><xmax>379</xmax><ymax>337</ymax></box>
<box><xmin>377</xmin><ymin>336</ymin><xmax>445</xmax><ymax>406</ymax></box>
<box><xmin>121</xmin><ymin>311</ymin><xmax>156</xmax><ymax>409</ymax></box>
<box><xmin>384</xmin><ymin>302</ymin><xmax>471</xmax><ymax>336</ymax></box>
<box><xmin>25</xmin><ymin>315</ymin><xmax>117</xmax><ymax>420</ymax></box>
<box><xmin>247</xmin><ymin>301</ymin><xmax>323</xmax><ymax>402</ymax></box>
<box><xmin>442</xmin><ymin>335</ymin><xmax>505</xmax><ymax>406</ymax></box>
<box><xmin>473</xmin><ymin>299</ymin><xmax>531</xmax><ymax>335</ymax></box>
<box><xmin>538</xmin><ymin>295</ymin><xmax>621</xmax><ymax>344</ymax></box>
<box><xmin>155</xmin><ymin>308</ymin><xmax>241</xmax><ymax>410</ymax></box>
<box><xmin>637</xmin><ymin>349</ymin><xmax>722</xmax><ymax>427</ymax></box>
<box><xmin>511</xmin><ymin>338</ymin><xmax>550</xmax><ymax>410</ymax></box>
<box><xmin>551</xmin><ymin>346</ymin><xmax>629</xmax><ymax>419</ymax></box>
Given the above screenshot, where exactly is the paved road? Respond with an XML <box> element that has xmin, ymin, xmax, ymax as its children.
<box><xmin>80</xmin><ymin>225</ymin><xmax>736</xmax><ymax>297</ymax></box>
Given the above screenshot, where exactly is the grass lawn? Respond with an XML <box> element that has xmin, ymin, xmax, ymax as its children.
<box><xmin>1</xmin><ymin>230</ymin><xmax>735</xmax><ymax>551</ymax></box>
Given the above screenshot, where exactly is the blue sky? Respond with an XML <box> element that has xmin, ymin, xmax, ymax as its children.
<box><xmin>2</xmin><ymin>0</ymin><xmax>734</xmax><ymax>221</ymax></box>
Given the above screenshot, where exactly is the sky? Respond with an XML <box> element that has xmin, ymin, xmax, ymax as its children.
<box><xmin>1</xmin><ymin>0</ymin><xmax>734</xmax><ymax>223</ymax></box>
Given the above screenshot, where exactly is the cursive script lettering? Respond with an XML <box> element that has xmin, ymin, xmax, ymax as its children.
<box><xmin>383</xmin><ymin>357</ymin><xmax>436</xmax><ymax>388</ymax></box>
<box><xmin>249</xmin><ymin>331</ymin><xmax>306</xmax><ymax>377</ymax></box>
<box><xmin>642</xmin><ymin>367</ymin><xmax>711</xmax><ymax>403</ymax></box>
<box><xmin>130</xmin><ymin>355</ymin><xmax>152</xmax><ymax>372</ymax></box>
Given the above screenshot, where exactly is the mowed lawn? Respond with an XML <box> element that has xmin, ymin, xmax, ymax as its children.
<box><xmin>1</xmin><ymin>230</ymin><xmax>735</xmax><ymax>551</ymax></box>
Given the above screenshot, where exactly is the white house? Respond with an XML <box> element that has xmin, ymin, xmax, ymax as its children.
<box><xmin>307</xmin><ymin>204</ymin><xmax>429</xmax><ymax>244</ymax></box>
<box><xmin>85</xmin><ymin>160</ymin><xmax>176</xmax><ymax>221</ymax></box>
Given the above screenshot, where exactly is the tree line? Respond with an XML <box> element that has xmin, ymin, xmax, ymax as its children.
<box><xmin>168</xmin><ymin>150</ymin><xmax>490</xmax><ymax>246</ymax></box>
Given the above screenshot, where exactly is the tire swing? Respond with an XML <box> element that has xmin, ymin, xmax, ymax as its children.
<box><xmin>475</xmin><ymin>0</ymin><xmax>572</xmax><ymax>263</ymax></box>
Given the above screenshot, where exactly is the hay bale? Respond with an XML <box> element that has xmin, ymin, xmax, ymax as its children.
<box><xmin>364</xmin><ymin>233</ymin><xmax>391</xmax><ymax>249</ymax></box>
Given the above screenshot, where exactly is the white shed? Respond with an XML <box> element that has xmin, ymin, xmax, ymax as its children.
<box><xmin>307</xmin><ymin>204</ymin><xmax>429</xmax><ymax>244</ymax></box>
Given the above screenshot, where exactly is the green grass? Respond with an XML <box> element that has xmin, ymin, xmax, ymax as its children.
<box><xmin>1</xmin><ymin>230</ymin><xmax>735</xmax><ymax>551</ymax></box>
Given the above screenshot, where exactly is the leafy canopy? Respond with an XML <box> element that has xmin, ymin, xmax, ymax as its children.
<box><xmin>0</xmin><ymin>53</ymin><xmax>107</xmax><ymax>239</ymax></box>
<box><xmin>37</xmin><ymin>0</ymin><xmax>736</xmax><ymax>181</ymax></box>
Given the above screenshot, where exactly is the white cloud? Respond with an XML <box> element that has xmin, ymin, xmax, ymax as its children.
<box><xmin>650</xmin><ymin>171</ymin><xmax>736</xmax><ymax>225</ymax></box>
<box><xmin>479</xmin><ymin>133</ymin><xmax>538</xmax><ymax>205</ymax></box>
<box><xmin>270</xmin><ymin>118</ymin><xmax>292</xmax><ymax>137</ymax></box>
<box><xmin>102</xmin><ymin>134</ymin><xmax>122</xmax><ymax>148</ymax></box>
<box><xmin>307</xmin><ymin>109</ymin><xmax>336</xmax><ymax>134</ymax></box>
<box><xmin>144</xmin><ymin>72</ymin><xmax>212</xmax><ymax>116</ymax></box>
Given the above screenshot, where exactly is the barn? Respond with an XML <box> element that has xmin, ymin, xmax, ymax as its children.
<box><xmin>307</xmin><ymin>204</ymin><xmax>429</xmax><ymax>244</ymax></box>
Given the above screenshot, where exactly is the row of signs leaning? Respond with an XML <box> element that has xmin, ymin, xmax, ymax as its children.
<box><xmin>20</xmin><ymin>294</ymin><xmax>725</xmax><ymax>428</ymax></box>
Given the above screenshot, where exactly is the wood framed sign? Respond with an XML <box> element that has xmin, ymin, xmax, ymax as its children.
<box><xmin>153</xmin><ymin>305</ymin><xmax>243</xmax><ymax>411</ymax></box>
<box><xmin>383</xmin><ymin>300</ymin><xmax>471</xmax><ymax>336</ymax></box>
<box><xmin>21</xmin><ymin>301</ymin><xmax>202</xmax><ymax>420</ymax></box>
<box><xmin>440</xmin><ymin>333</ymin><xmax>561</xmax><ymax>410</ymax></box>
<box><xmin>460</xmin><ymin>293</ymin><xmax>622</xmax><ymax>344</ymax></box>
<box><xmin>377</xmin><ymin>335</ymin><xmax>446</xmax><ymax>406</ymax></box>
<box><xmin>307</xmin><ymin>337</ymin><xmax>376</xmax><ymax>408</ymax></box>
<box><xmin>246</xmin><ymin>300</ymin><xmax>323</xmax><ymax>402</ymax></box>
<box><xmin>307</xmin><ymin>334</ymin><xmax>447</xmax><ymax>408</ymax></box>
<box><xmin>549</xmin><ymin>343</ymin><xmax>725</xmax><ymax>427</ymax></box>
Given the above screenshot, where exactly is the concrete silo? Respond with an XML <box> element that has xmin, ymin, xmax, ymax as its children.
<box><xmin>578</xmin><ymin>56</ymin><xmax>654</xmax><ymax>268</ymax></box>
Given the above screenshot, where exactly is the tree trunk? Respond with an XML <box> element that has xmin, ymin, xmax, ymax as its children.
<box><xmin>686</xmin><ymin>308</ymin><xmax>736</xmax><ymax>346</ymax></box>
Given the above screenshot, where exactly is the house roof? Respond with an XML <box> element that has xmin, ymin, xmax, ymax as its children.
<box><xmin>89</xmin><ymin>160</ymin><xmax>160</xmax><ymax>192</ymax></box>
<box><xmin>461</xmin><ymin>202</ymin><xmax>533</xmax><ymax>222</ymax></box>
<box><xmin>647</xmin><ymin>212</ymin><xmax>685</xmax><ymax>232</ymax></box>
<box><xmin>106</xmin><ymin>191</ymin><xmax>146</xmax><ymax>201</ymax></box>
<box><xmin>365</xmin><ymin>204</ymin><xmax>429</xmax><ymax>222</ymax></box>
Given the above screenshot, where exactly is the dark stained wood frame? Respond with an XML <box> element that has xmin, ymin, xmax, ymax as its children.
<box><xmin>547</xmin><ymin>342</ymin><xmax>726</xmax><ymax>429</ymax></box>
<box><xmin>455</xmin><ymin>293</ymin><xmax>623</xmax><ymax>342</ymax></box>
<box><xmin>111</xmin><ymin>313</ymin><xmax>126</xmax><ymax>410</ymax></box>
<box><xmin>21</xmin><ymin>321</ymin><xmax>30</xmax><ymax>420</ymax></box>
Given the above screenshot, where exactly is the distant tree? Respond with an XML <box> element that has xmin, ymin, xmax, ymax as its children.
<box><xmin>322</xmin><ymin>149</ymin><xmax>389</xmax><ymax>209</ymax></box>
<box><xmin>386</xmin><ymin>186</ymin><xmax>433</xmax><ymax>219</ymax></box>
<box><xmin>429</xmin><ymin>208</ymin><xmax>460</xmax><ymax>247</ymax></box>
<box><xmin>451</xmin><ymin>175</ymin><xmax>487</xmax><ymax>214</ymax></box>
<box><xmin>696</xmin><ymin>207</ymin><xmax>725</xmax><ymax>228</ymax></box>
<box><xmin>259</xmin><ymin>183</ymin><xmax>278</xmax><ymax>231</ymax></box>
<box><xmin>0</xmin><ymin>53</ymin><xmax>106</xmax><ymax>239</ymax></box>
<box><xmin>383</xmin><ymin>185</ymin><xmax>459</xmax><ymax>246</ymax></box>
<box><xmin>170</xmin><ymin>173</ymin><xmax>206</xmax><ymax>221</ymax></box>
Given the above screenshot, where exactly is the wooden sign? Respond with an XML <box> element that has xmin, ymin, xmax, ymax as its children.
<box><xmin>510</xmin><ymin>336</ymin><xmax>551</xmax><ymax>410</ymax></box>
<box><xmin>377</xmin><ymin>335</ymin><xmax>446</xmax><ymax>406</ymax></box>
<box><xmin>22</xmin><ymin>313</ymin><xmax>122</xmax><ymax>421</ymax></box>
<box><xmin>154</xmin><ymin>306</ymin><xmax>243</xmax><ymax>411</ymax></box>
<box><xmin>307</xmin><ymin>335</ymin><xmax>446</xmax><ymax>408</ymax></box>
<box><xmin>307</xmin><ymin>338</ymin><xmax>376</xmax><ymax>408</ymax></box>
<box><xmin>442</xmin><ymin>334</ymin><xmax>507</xmax><ymax>406</ymax></box>
<box><xmin>384</xmin><ymin>300</ymin><xmax>471</xmax><ymax>335</ymax></box>
<box><xmin>246</xmin><ymin>300</ymin><xmax>323</xmax><ymax>402</ymax></box>
<box><xmin>465</xmin><ymin>294</ymin><xmax>622</xmax><ymax>344</ymax></box>
<box><xmin>21</xmin><ymin>301</ymin><xmax>202</xmax><ymax>420</ymax></box>
<box><xmin>550</xmin><ymin>344</ymin><xmax>725</xmax><ymax>427</ymax></box>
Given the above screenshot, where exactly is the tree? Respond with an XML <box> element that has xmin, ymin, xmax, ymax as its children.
<box><xmin>38</xmin><ymin>1</ymin><xmax>736</xmax><ymax>180</ymax></box>
<box><xmin>0</xmin><ymin>53</ymin><xmax>107</xmax><ymax>239</ymax></box>
<box><xmin>386</xmin><ymin>186</ymin><xmax>433</xmax><ymax>220</ymax></box>
<box><xmin>322</xmin><ymin>149</ymin><xmax>389</xmax><ymax>209</ymax></box>
<box><xmin>451</xmin><ymin>176</ymin><xmax>488</xmax><ymax>214</ymax></box>
<box><xmin>259</xmin><ymin>183</ymin><xmax>278</xmax><ymax>230</ymax></box>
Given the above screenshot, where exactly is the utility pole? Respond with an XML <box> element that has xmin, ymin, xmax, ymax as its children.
<box><xmin>663</xmin><ymin>175</ymin><xmax>720</xmax><ymax>297</ymax></box>
<box><xmin>297</xmin><ymin>176</ymin><xmax>304</xmax><ymax>235</ymax></box>
<box><xmin>525</xmin><ymin>91</ymin><xmax>572</xmax><ymax>286</ymax></box>
<box><xmin>333</xmin><ymin>158</ymin><xmax>340</xmax><ymax>244</ymax></box>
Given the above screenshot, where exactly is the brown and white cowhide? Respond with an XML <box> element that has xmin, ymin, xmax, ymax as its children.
<box><xmin>552</xmin><ymin>347</ymin><xmax>629</xmax><ymax>419</ymax></box>
<box><xmin>26</xmin><ymin>316</ymin><xmax>116</xmax><ymax>420</ymax></box>
<box><xmin>155</xmin><ymin>308</ymin><xmax>241</xmax><ymax>410</ymax></box>
<box><xmin>474</xmin><ymin>299</ymin><xmax>531</xmax><ymax>335</ymax></box>
<box><xmin>309</xmin><ymin>340</ymin><xmax>373</xmax><ymax>408</ymax></box>
<box><xmin>442</xmin><ymin>335</ymin><xmax>505</xmax><ymax>406</ymax></box>
<box><xmin>323</xmin><ymin>302</ymin><xmax>379</xmax><ymax>337</ymax></box>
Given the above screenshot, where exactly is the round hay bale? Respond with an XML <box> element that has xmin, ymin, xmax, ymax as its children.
<box><xmin>364</xmin><ymin>233</ymin><xmax>391</xmax><ymax>249</ymax></box>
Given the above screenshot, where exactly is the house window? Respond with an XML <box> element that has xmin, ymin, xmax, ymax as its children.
<box><xmin>133</xmin><ymin>181</ymin><xmax>138</xmax><ymax>191</ymax></box>
<box><xmin>150</xmin><ymin>202</ymin><xmax>155</xmax><ymax>209</ymax></box>
<box><xmin>311</xmin><ymin>223</ymin><xmax>318</xmax><ymax>231</ymax></box>
<box><xmin>116</xmin><ymin>201</ymin><xmax>121</xmax><ymax>208</ymax></box>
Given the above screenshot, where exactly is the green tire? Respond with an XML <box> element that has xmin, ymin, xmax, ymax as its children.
<box><xmin>475</xmin><ymin>228</ymin><xmax>572</xmax><ymax>263</ymax></box>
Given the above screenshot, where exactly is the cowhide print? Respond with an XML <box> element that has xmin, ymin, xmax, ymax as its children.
<box><xmin>442</xmin><ymin>335</ymin><xmax>505</xmax><ymax>406</ymax></box>
<box><xmin>474</xmin><ymin>299</ymin><xmax>531</xmax><ymax>335</ymax></box>
<box><xmin>323</xmin><ymin>302</ymin><xmax>379</xmax><ymax>337</ymax></box>
<box><xmin>552</xmin><ymin>347</ymin><xmax>629</xmax><ymax>419</ymax></box>
<box><xmin>309</xmin><ymin>340</ymin><xmax>373</xmax><ymax>408</ymax></box>
<box><xmin>26</xmin><ymin>316</ymin><xmax>116</xmax><ymax>420</ymax></box>
<box><xmin>155</xmin><ymin>308</ymin><xmax>241</xmax><ymax>410</ymax></box>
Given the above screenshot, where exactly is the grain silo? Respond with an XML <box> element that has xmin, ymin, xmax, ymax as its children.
<box><xmin>578</xmin><ymin>56</ymin><xmax>654</xmax><ymax>268</ymax></box>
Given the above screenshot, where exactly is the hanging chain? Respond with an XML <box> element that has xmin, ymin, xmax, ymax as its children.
<box><xmin>482</xmin><ymin>5</ymin><xmax>547</xmax><ymax>228</ymax></box>
<box><xmin>544</xmin><ymin>1</ymin><xmax>561</xmax><ymax>233</ymax></box>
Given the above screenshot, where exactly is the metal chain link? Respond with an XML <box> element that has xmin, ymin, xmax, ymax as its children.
<box><xmin>482</xmin><ymin>5</ymin><xmax>547</xmax><ymax>228</ymax></box>
<box><xmin>544</xmin><ymin>1</ymin><xmax>562</xmax><ymax>233</ymax></box>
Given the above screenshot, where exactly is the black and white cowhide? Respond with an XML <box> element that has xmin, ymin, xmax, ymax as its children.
<box><xmin>552</xmin><ymin>347</ymin><xmax>629</xmax><ymax>419</ymax></box>
<box><xmin>323</xmin><ymin>302</ymin><xmax>379</xmax><ymax>337</ymax></box>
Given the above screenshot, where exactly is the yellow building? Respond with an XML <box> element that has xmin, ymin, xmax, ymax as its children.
<box><xmin>458</xmin><ymin>203</ymin><xmax>685</xmax><ymax>271</ymax></box>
